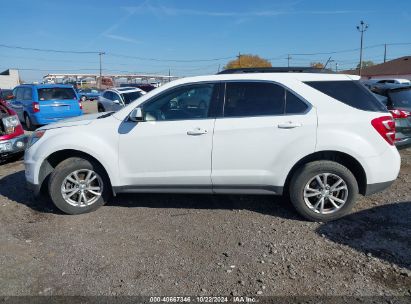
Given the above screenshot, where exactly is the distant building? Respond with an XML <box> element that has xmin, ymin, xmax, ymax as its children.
<box><xmin>342</xmin><ymin>56</ymin><xmax>411</xmax><ymax>80</ymax></box>
<box><xmin>0</xmin><ymin>69</ymin><xmax>20</xmax><ymax>89</ymax></box>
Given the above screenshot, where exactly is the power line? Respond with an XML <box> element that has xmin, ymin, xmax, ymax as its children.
<box><xmin>106</xmin><ymin>53</ymin><xmax>234</xmax><ymax>63</ymax></box>
<box><xmin>0</xmin><ymin>44</ymin><xmax>101</xmax><ymax>54</ymax></box>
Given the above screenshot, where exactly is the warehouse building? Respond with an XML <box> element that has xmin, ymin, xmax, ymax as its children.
<box><xmin>0</xmin><ymin>69</ymin><xmax>20</xmax><ymax>89</ymax></box>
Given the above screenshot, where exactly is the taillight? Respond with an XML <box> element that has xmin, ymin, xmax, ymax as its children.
<box><xmin>78</xmin><ymin>99</ymin><xmax>83</xmax><ymax>110</ymax></box>
<box><xmin>1</xmin><ymin>115</ymin><xmax>24</xmax><ymax>136</ymax></box>
<box><xmin>32</xmin><ymin>102</ymin><xmax>40</xmax><ymax>113</ymax></box>
<box><xmin>371</xmin><ymin>116</ymin><xmax>396</xmax><ymax>145</ymax></box>
<box><xmin>389</xmin><ymin>109</ymin><xmax>411</xmax><ymax>119</ymax></box>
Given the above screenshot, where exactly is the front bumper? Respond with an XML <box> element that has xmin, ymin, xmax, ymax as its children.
<box><xmin>0</xmin><ymin>134</ymin><xmax>28</xmax><ymax>157</ymax></box>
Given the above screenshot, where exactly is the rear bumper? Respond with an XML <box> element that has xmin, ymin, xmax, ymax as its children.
<box><xmin>0</xmin><ymin>134</ymin><xmax>28</xmax><ymax>157</ymax></box>
<box><xmin>364</xmin><ymin>180</ymin><xmax>395</xmax><ymax>196</ymax></box>
<box><xmin>32</xmin><ymin>113</ymin><xmax>83</xmax><ymax>125</ymax></box>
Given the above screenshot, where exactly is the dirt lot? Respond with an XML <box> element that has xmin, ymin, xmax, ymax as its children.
<box><xmin>0</xmin><ymin>103</ymin><xmax>410</xmax><ymax>297</ymax></box>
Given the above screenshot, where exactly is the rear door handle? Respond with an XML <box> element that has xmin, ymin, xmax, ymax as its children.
<box><xmin>278</xmin><ymin>121</ymin><xmax>302</xmax><ymax>129</ymax></box>
<box><xmin>187</xmin><ymin>128</ymin><xmax>208</xmax><ymax>136</ymax></box>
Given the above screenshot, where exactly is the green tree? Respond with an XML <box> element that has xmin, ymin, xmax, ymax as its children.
<box><xmin>356</xmin><ymin>60</ymin><xmax>374</xmax><ymax>69</ymax></box>
<box><xmin>224</xmin><ymin>54</ymin><xmax>272</xmax><ymax>69</ymax></box>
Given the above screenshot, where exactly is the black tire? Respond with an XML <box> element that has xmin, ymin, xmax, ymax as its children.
<box><xmin>48</xmin><ymin>157</ymin><xmax>111</xmax><ymax>214</ymax></box>
<box><xmin>97</xmin><ymin>104</ymin><xmax>105</xmax><ymax>112</ymax></box>
<box><xmin>289</xmin><ymin>160</ymin><xmax>358</xmax><ymax>222</ymax></box>
<box><xmin>24</xmin><ymin>113</ymin><xmax>36</xmax><ymax>131</ymax></box>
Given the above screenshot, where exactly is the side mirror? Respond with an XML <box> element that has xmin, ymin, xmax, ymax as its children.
<box><xmin>129</xmin><ymin>107</ymin><xmax>144</xmax><ymax>122</ymax></box>
<box><xmin>113</xmin><ymin>99</ymin><xmax>120</xmax><ymax>104</ymax></box>
<box><xmin>5</xmin><ymin>95</ymin><xmax>14</xmax><ymax>100</ymax></box>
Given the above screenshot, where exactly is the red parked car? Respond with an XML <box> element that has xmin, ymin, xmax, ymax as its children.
<box><xmin>0</xmin><ymin>98</ymin><xmax>27</xmax><ymax>161</ymax></box>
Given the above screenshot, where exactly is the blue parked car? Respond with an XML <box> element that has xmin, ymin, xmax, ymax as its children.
<box><xmin>9</xmin><ymin>84</ymin><xmax>83</xmax><ymax>130</ymax></box>
<box><xmin>77</xmin><ymin>88</ymin><xmax>102</xmax><ymax>101</ymax></box>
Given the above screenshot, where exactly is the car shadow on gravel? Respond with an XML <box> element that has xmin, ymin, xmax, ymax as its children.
<box><xmin>0</xmin><ymin>170</ymin><xmax>59</xmax><ymax>213</ymax></box>
<box><xmin>0</xmin><ymin>170</ymin><xmax>300</xmax><ymax>219</ymax></box>
<box><xmin>317</xmin><ymin>201</ymin><xmax>411</xmax><ymax>270</ymax></box>
<box><xmin>109</xmin><ymin>193</ymin><xmax>301</xmax><ymax>220</ymax></box>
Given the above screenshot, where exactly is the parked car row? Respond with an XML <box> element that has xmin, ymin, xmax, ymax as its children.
<box><xmin>97</xmin><ymin>87</ymin><xmax>146</xmax><ymax>112</ymax></box>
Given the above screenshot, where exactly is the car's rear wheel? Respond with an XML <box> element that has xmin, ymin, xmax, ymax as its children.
<box><xmin>48</xmin><ymin>157</ymin><xmax>111</xmax><ymax>214</ymax></box>
<box><xmin>289</xmin><ymin>161</ymin><xmax>358</xmax><ymax>222</ymax></box>
<box><xmin>24</xmin><ymin>113</ymin><xmax>35</xmax><ymax>131</ymax></box>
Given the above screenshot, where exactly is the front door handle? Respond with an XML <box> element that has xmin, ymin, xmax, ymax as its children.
<box><xmin>278</xmin><ymin>121</ymin><xmax>302</xmax><ymax>129</ymax></box>
<box><xmin>187</xmin><ymin>128</ymin><xmax>208</xmax><ymax>136</ymax></box>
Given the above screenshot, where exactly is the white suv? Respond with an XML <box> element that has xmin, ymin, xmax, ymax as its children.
<box><xmin>24</xmin><ymin>68</ymin><xmax>401</xmax><ymax>221</ymax></box>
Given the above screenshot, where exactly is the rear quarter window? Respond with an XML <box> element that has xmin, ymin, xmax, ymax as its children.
<box><xmin>38</xmin><ymin>87</ymin><xmax>77</xmax><ymax>101</ymax></box>
<box><xmin>305</xmin><ymin>80</ymin><xmax>387</xmax><ymax>112</ymax></box>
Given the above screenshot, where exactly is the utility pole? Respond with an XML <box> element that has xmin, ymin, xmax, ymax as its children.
<box><xmin>98</xmin><ymin>52</ymin><xmax>105</xmax><ymax>89</ymax></box>
<box><xmin>237</xmin><ymin>52</ymin><xmax>242</xmax><ymax>68</ymax></box>
<box><xmin>168</xmin><ymin>68</ymin><xmax>171</xmax><ymax>82</ymax></box>
<box><xmin>335</xmin><ymin>62</ymin><xmax>338</xmax><ymax>72</ymax></box>
<box><xmin>287</xmin><ymin>54</ymin><xmax>292</xmax><ymax>67</ymax></box>
<box><xmin>217</xmin><ymin>64</ymin><xmax>221</xmax><ymax>73</ymax></box>
<box><xmin>384</xmin><ymin>43</ymin><xmax>387</xmax><ymax>63</ymax></box>
<box><xmin>356</xmin><ymin>20</ymin><xmax>368</xmax><ymax>77</ymax></box>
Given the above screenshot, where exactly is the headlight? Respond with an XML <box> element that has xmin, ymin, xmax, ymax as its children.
<box><xmin>27</xmin><ymin>130</ymin><xmax>46</xmax><ymax>149</ymax></box>
<box><xmin>2</xmin><ymin>115</ymin><xmax>20</xmax><ymax>134</ymax></box>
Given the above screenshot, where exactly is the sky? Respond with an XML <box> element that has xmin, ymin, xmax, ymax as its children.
<box><xmin>0</xmin><ymin>0</ymin><xmax>410</xmax><ymax>82</ymax></box>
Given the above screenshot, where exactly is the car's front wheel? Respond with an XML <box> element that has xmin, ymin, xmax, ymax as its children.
<box><xmin>97</xmin><ymin>104</ymin><xmax>105</xmax><ymax>112</ymax></box>
<box><xmin>289</xmin><ymin>161</ymin><xmax>358</xmax><ymax>222</ymax></box>
<box><xmin>48</xmin><ymin>157</ymin><xmax>111</xmax><ymax>214</ymax></box>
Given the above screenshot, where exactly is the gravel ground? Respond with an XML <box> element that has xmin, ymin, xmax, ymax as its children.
<box><xmin>0</xmin><ymin>103</ymin><xmax>410</xmax><ymax>297</ymax></box>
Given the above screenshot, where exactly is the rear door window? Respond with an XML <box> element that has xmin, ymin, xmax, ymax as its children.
<box><xmin>38</xmin><ymin>87</ymin><xmax>77</xmax><ymax>101</ymax></box>
<box><xmin>305</xmin><ymin>80</ymin><xmax>387</xmax><ymax>112</ymax></box>
<box><xmin>224</xmin><ymin>82</ymin><xmax>285</xmax><ymax>117</ymax></box>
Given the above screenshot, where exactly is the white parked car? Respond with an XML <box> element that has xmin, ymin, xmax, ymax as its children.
<box><xmin>97</xmin><ymin>87</ymin><xmax>146</xmax><ymax>112</ymax></box>
<box><xmin>24</xmin><ymin>68</ymin><xmax>401</xmax><ymax>221</ymax></box>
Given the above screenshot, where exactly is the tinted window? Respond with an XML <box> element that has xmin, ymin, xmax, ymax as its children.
<box><xmin>22</xmin><ymin>87</ymin><xmax>32</xmax><ymax>100</ymax></box>
<box><xmin>305</xmin><ymin>80</ymin><xmax>387</xmax><ymax>112</ymax></box>
<box><xmin>224</xmin><ymin>82</ymin><xmax>285</xmax><ymax>117</ymax></box>
<box><xmin>285</xmin><ymin>91</ymin><xmax>308</xmax><ymax>114</ymax></box>
<box><xmin>388</xmin><ymin>89</ymin><xmax>411</xmax><ymax>109</ymax></box>
<box><xmin>121</xmin><ymin>91</ymin><xmax>143</xmax><ymax>105</ymax></box>
<box><xmin>102</xmin><ymin>91</ymin><xmax>111</xmax><ymax>99</ymax></box>
<box><xmin>112</xmin><ymin>93</ymin><xmax>121</xmax><ymax>102</ymax></box>
<box><xmin>143</xmin><ymin>83</ymin><xmax>217</xmax><ymax>121</ymax></box>
<box><xmin>38</xmin><ymin>87</ymin><xmax>77</xmax><ymax>101</ymax></box>
<box><xmin>15</xmin><ymin>88</ymin><xmax>24</xmax><ymax>100</ymax></box>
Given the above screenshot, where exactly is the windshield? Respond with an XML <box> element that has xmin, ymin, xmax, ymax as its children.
<box><xmin>38</xmin><ymin>88</ymin><xmax>77</xmax><ymax>101</ymax></box>
<box><xmin>389</xmin><ymin>88</ymin><xmax>411</xmax><ymax>109</ymax></box>
<box><xmin>121</xmin><ymin>91</ymin><xmax>143</xmax><ymax>105</ymax></box>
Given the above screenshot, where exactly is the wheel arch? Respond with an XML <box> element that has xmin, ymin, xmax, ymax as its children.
<box><xmin>284</xmin><ymin>150</ymin><xmax>367</xmax><ymax>195</ymax></box>
<box><xmin>38</xmin><ymin>149</ymin><xmax>114</xmax><ymax>195</ymax></box>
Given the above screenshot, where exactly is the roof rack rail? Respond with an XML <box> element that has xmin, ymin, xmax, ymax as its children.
<box><xmin>217</xmin><ymin>67</ymin><xmax>334</xmax><ymax>74</ymax></box>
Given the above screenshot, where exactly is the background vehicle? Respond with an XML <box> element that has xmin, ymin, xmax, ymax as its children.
<box><xmin>8</xmin><ymin>84</ymin><xmax>83</xmax><ymax>131</ymax></box>
<box><xmin>25</xmin><ymin>68</ymin><xmax>400</xmax><ymax>221</ymax></box>
<box><xmin>97</xmin><ymin>87</ymin><xmax>146</xmax><ymax>112</ymax></box>
<box><xmin>0</xmin><ymin>89</ymin><xmax>13</xmax><ymax>103</ymax></box>
<box><xmin>370</xmin><ymin>83</ymin><xmax>411</xmax><ymax>149</ymax></box>
<box><xmin>0</xmin><ymin>99</ymin><xmax>27</xmax><ymax>161</ymax></box>
<box><xmin>77</xmin><ymin>88</ymin><xmax>102</xmax><ymax>102</ymax></box>
<box><xmin>363</xmin><ymin>78</ymin><xmax>411</xmax><ymax>88</ymax></box>
<box><xmin>119</xmin><ymin>83</ymin><xmax>156</xmax><ymax>92</ymax></box>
